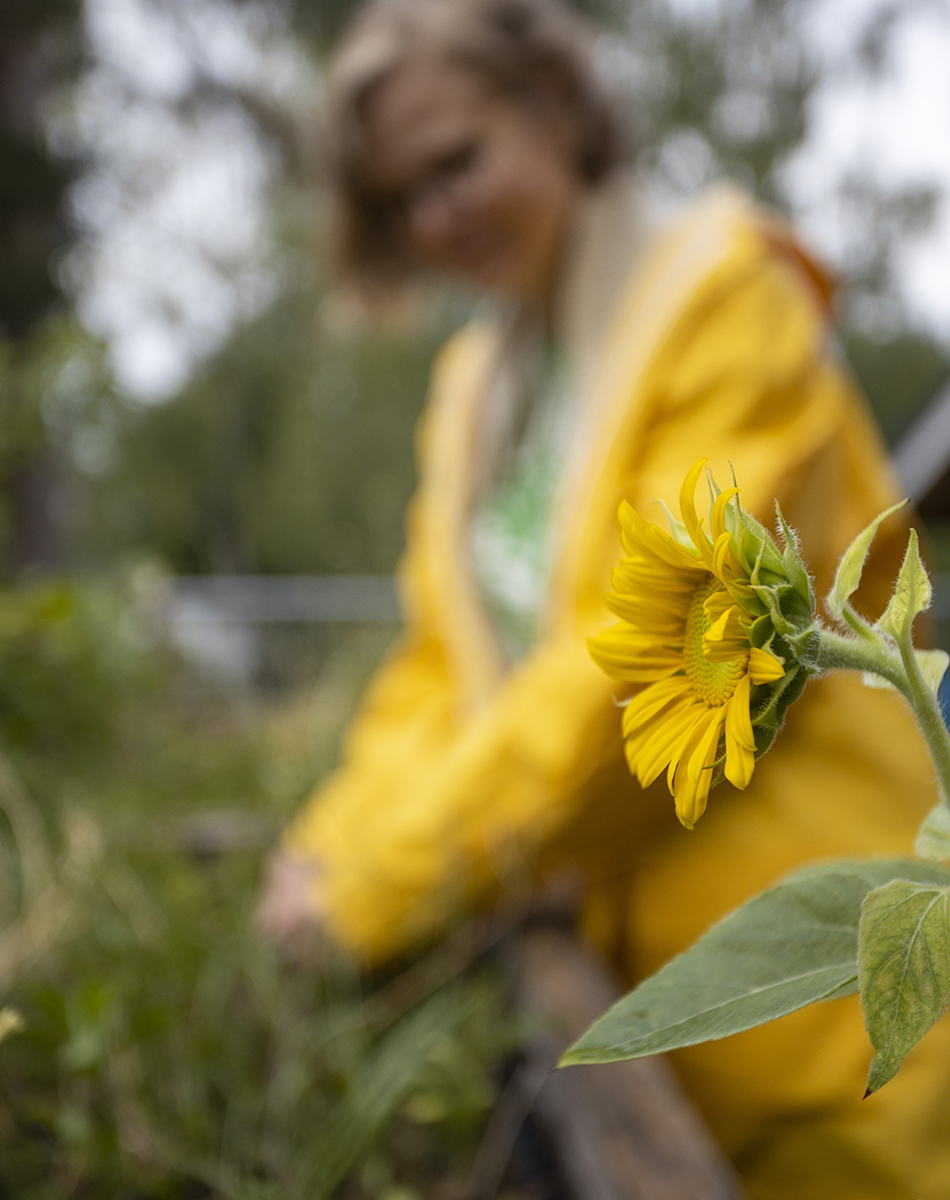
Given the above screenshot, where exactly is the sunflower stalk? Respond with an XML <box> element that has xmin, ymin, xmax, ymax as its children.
<box><xmin>814</xmin><ymin>626</ymin><xmax>950</xmax><ymax>812</ymax></box>
<box><xmin>820</xmin><ymin>521</ymin><xmax>950</xmax><ymax>820</ymax></box>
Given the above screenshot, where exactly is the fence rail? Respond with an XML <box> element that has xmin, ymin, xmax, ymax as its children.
<box><xmin>171</xmin><ymin>575</ymin><xmax>401</xmax><ymax>624</ymax></box>
<box><xmin>169</xmin><ymin>573</ymin><xmax>950</xmax><ymax>625</ymax></box>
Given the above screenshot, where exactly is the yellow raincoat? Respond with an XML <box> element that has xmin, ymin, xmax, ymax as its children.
<box><xmin>287</xmin><ymin>185</ymin><xmax>950</xmax><ymax>1198</ymax></box>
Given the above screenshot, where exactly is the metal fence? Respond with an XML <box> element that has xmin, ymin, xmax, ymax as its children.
<box><xmin>164</xmin><ymin>572</ymin><xmax>950</xmax><ymax>682</ymax></box>
<box><xmin>167</xmin><ymin>575</ymin><xmax>400</xmax><ymax>683</ymax></box>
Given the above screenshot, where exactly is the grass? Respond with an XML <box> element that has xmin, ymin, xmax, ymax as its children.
<box><xmin>0</xmin><ymin>579</ymin><xmax>519</xmax><ymax>1199</ymax></box>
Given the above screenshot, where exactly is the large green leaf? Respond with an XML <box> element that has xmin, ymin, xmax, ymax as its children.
<box><xmin>561</xmin><ymin>859</ymin><xmax>950</xmax><ymax>1066</ymax></box>
<box><xmin>859</xmin><ymin>880</ymin><xmax>950</xmax><ymax>1093</ymax></box>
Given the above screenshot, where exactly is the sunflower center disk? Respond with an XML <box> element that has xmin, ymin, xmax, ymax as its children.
<box><xmin>684</xmin><ymin>577</ymin><xmax>746</xmax><ymax>706</ymax></box>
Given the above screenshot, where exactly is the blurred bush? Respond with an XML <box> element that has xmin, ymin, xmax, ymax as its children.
<box><xmin>0</xmin><ymin>570</ymin><xmax>517</xmax><ymax>1197</ymax></box>
<box><xmin>63</xmin><ymin>286</ymin><xmax>457</xmax><ymax>577</ymax></box>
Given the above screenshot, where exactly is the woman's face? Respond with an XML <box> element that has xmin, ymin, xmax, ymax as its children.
<box><xmin>362</xmin><ymin>59</ymin><xmax>584</xmax><ymax>305</ymax></box>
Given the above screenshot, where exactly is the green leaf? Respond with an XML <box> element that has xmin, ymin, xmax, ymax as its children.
<box><xmin>862</xmin><ymin>648</ymin><xmax>947</xmax><ymax>695</ymax></box>
<box><xmin>560</xmin><ymin>859</ymin><xmax>950</xmax><ymax>1066</ymax></box>
<box><xmin>916</xmin><ymin>802</ymin><xmax>950</xmax><ymax>863</ymax></box>
<box><xmin>827</xmin><ymin>501</ymin><xmax>906</xmax><ymax>620</ymax></box>
<box><xmin>877</xmin><ymin>529</ymin><xmax>931</xmax><ymax>641</ymax></box>
<box><xmin>859</xmin><ymin>881</ymin><xmax>950</xmax><ymax>1093</ymax></box>
<box><xmin>917</xmin><ymin>649</ymin><xmax>950</xmax><ymax>692</ymax></box>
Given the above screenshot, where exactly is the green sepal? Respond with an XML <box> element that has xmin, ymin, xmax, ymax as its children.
<box><xmin>732</xmin><ymin>506</ymin><xmax>771</xmax><ymax>574</ymax></box>
<box><xmin>859</xmin><ymin>880</ymin><xmax>950</xmax><ymax>1093</ymax></box>
<box><xmin>750</xmin><ymin>580</ymin><xmax>816</xmax><ymax>648</ymax></box>
<box><xmin>749</xmin><ymin>543</ymin><xmax>787</xmax><ymax>586</ymax></box>
<box><xmin>751</xmin><ymin>661</ymin><xmax>809</xmax><ymax>757</ymax></box>
<box><xmin>659</xmin><ymin>500</ymin><xmax>693</xmax><ymax>549</ymax></box>
<box><xmin>749</xmin><ymin>613</ymin><xmax>777</xmax><ymax>649</ymax></box>
<box><xmin>731</xmin><ymin>503</ymin><xmax>788</xmax><ymax>582</ymax></box>
<box><xmin>774</xmin><ymin>501</ymin><xmax>815</xmax><ymax>611</ymax></box>
<box><xmin>751</xmin><ymin>584</ymin><xmax>796</xmax><ymax>636</ymax></box>
<box><xmin>784</xmin><ymin>625</ymin><xmax>821</xmax><ymax>672</ymax></box>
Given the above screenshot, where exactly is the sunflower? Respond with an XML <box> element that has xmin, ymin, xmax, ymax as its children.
<box><xmin>589</xmin><ymin>459</ymin><xmax>814</xmax><ymax>829</ymax></box>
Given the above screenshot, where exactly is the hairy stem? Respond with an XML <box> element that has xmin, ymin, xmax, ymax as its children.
<box><xmin>816</xmin><ymin>627</ymin><xmax>950</xmax><ymax>812</ymax></box>
<box><xmin>897</xmin><ymin>627</ymin><xmax>950</xmax><ymax>812</ymax></box>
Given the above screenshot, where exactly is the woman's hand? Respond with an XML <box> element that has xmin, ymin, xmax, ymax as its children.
<box><xmin>255</xmin><ymin>849</ymin><xmax>327</xmax><ymax>956</ymax></box>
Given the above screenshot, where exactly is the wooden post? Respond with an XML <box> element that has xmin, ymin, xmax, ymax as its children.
<box><xmin>496</xmin><ymin>920</ymin><xmax>747</xmax><ymax>1200</ymax></box>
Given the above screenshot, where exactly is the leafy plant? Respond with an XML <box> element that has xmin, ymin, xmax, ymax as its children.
<box><xmin>568</xmin><ymin>477</ymin><xmax>950</xmax><ymax>1095</ymax></box>
<box><xmin>0</xmin><ymin>578</ymin><xmax>516</xmax><ymax>1198</ymax></box>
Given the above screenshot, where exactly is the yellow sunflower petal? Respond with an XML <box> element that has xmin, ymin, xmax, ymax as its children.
<box><xmin>672</xmin><ymin>708</ymin><xmax>725</xmax><ymax>828</ymax></box>
<box><xmin>604</xmin><ymin>590</ymin><xmax>691</xmax><ymax>632</ymax></box>
<box><xmin>702</xmin><ymin>602</ymin><xmax>751</xmax><ymax>664</ymax></box>
<box><xmin>665</xmin><ymin>702</ymin><xmax>714</xmax><ymax>792</ymax></box>
<box><xmin>621</xmin><ymin>676</ymin><xmax>692</xmax><ymax>737</ymax></box>
<box><xmin>678</xmin><ymin>458</ymin><xmax>715</xmax><ymax>567</ymax></box>
<box><xmin>628</xmin><ymin>506</ymin><xmax>710</xmax><ymax>576</ymax></box>
<box><xmin>613</xmin><ymin>558</ymin><xmax>699</xmax><ymax>597</ymax></box>
<box><xmin>687</xmin><ymin>707</ymin><xmax>726</xmax><ymax>783</ymax></box>
<box><xmin>587</xmin><ymin>631</ymin><xmax>683</xmax><ymax>683</ymax></box>
<box><xmin>703</xmin><ymin>589</ymin><xmax>736</xmax><ymax>623</ymax></box>
<box><xmin>632</xmin><ymin>700</ymin><xmax>707</xmax><ymax>788</ymax></box>
<box><xmin>621</xmin><ymin>504</ymin><xmax>707</xmax><ymax>574</ymax></box>
<box><xmin>710</xmin><ymin>487</ymin><xmax>740</xmax><ymax>539</ymax></box>
<box><xmin>623</xmin><ymin>698</ymin><xmax>692</xmax><ymax>776</ymax></box>
<box><xmin>712</xmin><ymin>531</ymin><xmax>741</xmax><ymax>581</ymax></box>
<box><xmin>724</xmin><ymin>674</ymin><xmax>756</xmax><ymax>789</ymax></box>
<box><xmin>749</xmin><ymin>646</ymin><xmax>786</xmax><ymax>684</ymax></box>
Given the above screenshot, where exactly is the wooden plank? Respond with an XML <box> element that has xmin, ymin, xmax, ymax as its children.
<box><xmin>510</xmin><ymin>922</ymin><xmax>746</xmax><ymax>1200</ymax></box>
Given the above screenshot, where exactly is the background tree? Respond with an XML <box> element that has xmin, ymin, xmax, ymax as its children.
<box><xmin>0</xmin><ymin>1</ymin><xmax>84</xmax><ymax>572</ymax></box>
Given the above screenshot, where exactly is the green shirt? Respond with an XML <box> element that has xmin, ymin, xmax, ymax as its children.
<box><xmin>470</xmin><ymin>344</ymin><xmax>573</xmax><ymax>661</ymax></box>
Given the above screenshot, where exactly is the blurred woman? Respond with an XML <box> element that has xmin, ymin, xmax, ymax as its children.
<box><xmin>258</xmin><ymin>0</ymin><xmax>950</xmax><ymax>1194</ymax></box>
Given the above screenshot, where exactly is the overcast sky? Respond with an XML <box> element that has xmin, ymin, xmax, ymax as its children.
<box><xmin>785</xmin><ymin>0</ymin><xmax>950</xmax><ymax>333</ymax></box>
<box><xmin>62</xmin><ymin>0</ymin><xmax>950</xmax><ymax>401</ymax></box>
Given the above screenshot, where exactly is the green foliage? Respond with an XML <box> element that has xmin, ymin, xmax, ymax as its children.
<box><xmin>561</xmin><ymin>859</ymin><xmax>950</xmax><ymax>1067</ymax></box>
<box><xmin>863</xmin><ymin>648</ymin><xmax>950</xmax><ymax>698</ymax></box>
<box><xmin>283</xmin><ymin>0</ymin><xmax>628</xmax><ymax>50</ymax></box>
<box><xmin>63</xmin><ymin>285</ymin><xmax>451</xmax><ymax>576</ymax></box>
<box><xmin>0</xmin><ymin>868</ymin><xmax>513</xmax><ymax>1198</ymax></box>
<box><xmin>0</xmin><ymin>580</ymin><xmax>160</xmax><ymax>772</ymax></box>
<box><xmin>0</xmin><ymin>0</ymin><xmax>84</xmax><ymax>339</ymax></box>
<box><xmin>827</xmin><ymin>500</ymin><xmax>906</xmax><ymax>624</ymax></box>
<box><xmin>623</xmin><ymin>0</ymin><xmax>815</xmax><ymax>207</ymax></box>
<box><xmin>0</xmin><ymin>577</ymin><xmax>516</xmax><ymax>1197</ymax></box>
<box><xmin>877</xmin><ymin>528</ymin><xmax>931</xmax><ymax>642</ymax></box>
<box><xmin>916</xmin><ymin>803</ymin><xmax>950</xmax><ymax>864</ymax></box>
<box><xmin>859</xmin><ymin>880</ymin><xmax>950</xmax><ymax>1094</ymax></box>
